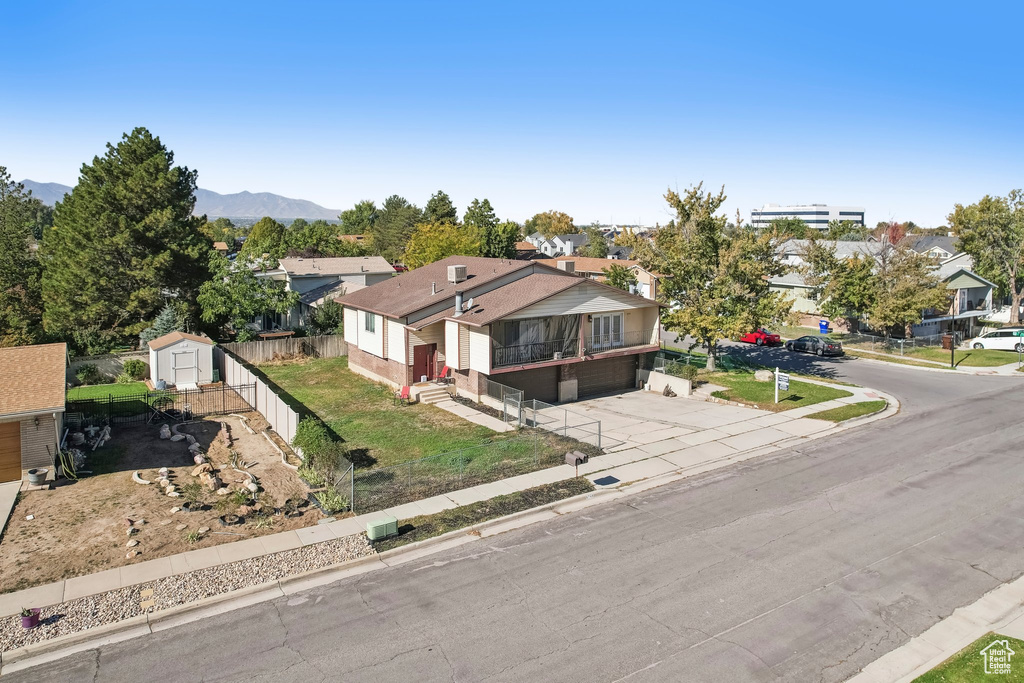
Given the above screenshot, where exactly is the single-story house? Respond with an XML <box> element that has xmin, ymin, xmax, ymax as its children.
<box><xmin>340</xmin><ymin>256</ymin><xmax>662</xmax><ymax>403</ymax></box>
<box><xmin>148</xmin><ymin>332</ymin><xmax>216</xmax><ymax>389</ymax></box>
<box><xmin>254</xmin><ymin>256</ymin><xmax>395</xmax><ymax>331</ymax></box>
<box><xmin>213</xmin><ymin>241</ymin><xmax>230</xmax><ymax>256</ymax></box>
<box><xmin>0</xmin><ymin>343</ymin><xmax>67</xmax><ymax>483</ymax></box>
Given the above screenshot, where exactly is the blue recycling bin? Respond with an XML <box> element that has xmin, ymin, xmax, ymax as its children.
<box><xmin>818</xmin><ymin>319</ymin><xmax>829</xmax><ymax>334</ymax></box>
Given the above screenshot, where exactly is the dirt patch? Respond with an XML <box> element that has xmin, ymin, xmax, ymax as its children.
<box><xmin>0</xmin><ymin>416</ymin><xmax>320</xmax><ymax>594</ymax></box>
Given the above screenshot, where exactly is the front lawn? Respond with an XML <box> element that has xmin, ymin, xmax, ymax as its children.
<box><xmin>907</xmin><ymin>347</ymin><xmax>1019</xmax><ymax>367</ymax></box>
<box><xmin>707</xmin><ymin>371</ymin><xmax>853</xmax><ymax>412</ymax></box>
<box><xmin>843</xmin><ymin>349</ymin><xmax>954</xmax><ymax>369</ymax></box>
<box><xmin>806</xmin><ymin>400</ymin><xmax>887</xmax><ymax>422</ymax></box>
<box><xmin>260</xmin><ymin>357</ymin><xmax>496</xmax><ymax>468</ymax></box>
<box><xmin>66</xmin><ymin>381</ymin><xmax>149</xmax><ymax>400</ymax></box>
<box><xmin>913</xmin><ymin>632</ymin><xmax>1024</xmax><ymax>682</ymax></box>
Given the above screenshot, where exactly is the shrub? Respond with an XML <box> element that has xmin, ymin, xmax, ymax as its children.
<box><xmin>122</xmin><ymin>358</ymin><xmax>147</xmax><ymax>379</ymax></box>
<box><xmin>115</xmin><ymin>372</ymin><xmax>135</xmax><ymax>384</ymax></box>
<box><xmin>292</xmin><ymin>417</ymin><xmax>331</xmax><ymax>457</ymax></box>
<box><xmin>313</xmin><ymin>487</ymin><xmax>349</xmax><ymax>514</ymax></box>
<box><xmin>75</xmin><ymin>364</ymin><xmax>102</xmax><ymax>385</ymax></box>
<box><xmin>179</xmin><ymin>482</ymin><xmax>206</xmax><ymax>507</ymax></box>
<box><xmin>675</xmin><ymin>364</ymin><xmax>700</xmax><ymax>381</ymax></box>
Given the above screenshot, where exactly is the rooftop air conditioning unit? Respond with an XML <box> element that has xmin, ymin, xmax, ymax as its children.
<box><xmin>448</xmin><ymin>265</ymin><xmax>468</xmax><ymax>283</ymax></box>
<box><xmin>366</xmin><ymin>515</ymin><xmax>398</xmax><ymax>541</ymax></box>
<box><xmin>557</xmin><ymin>261</ymin><xmax>575</xmax><ymax>274</ymax></box>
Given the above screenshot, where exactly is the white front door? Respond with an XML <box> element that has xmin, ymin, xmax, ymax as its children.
<box><xmin>172</xmin><ymin>350</ymin><xmax>198</xmax><ymax>386</ymax></box>
<box><xmin>592</xmin><ymin>314</ymin><xmax>623</xmax><ymax>349</ymax></box>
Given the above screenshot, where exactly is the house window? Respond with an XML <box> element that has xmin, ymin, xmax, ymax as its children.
<box><xmin>364</xmin><ymin>311</ymin><xmax>375</xmax><ymax>333</ymax></box>
<box><xmin>591</xmin><ymin>313</ymin><xmax>623</xmax><ymax>348</ymax></box>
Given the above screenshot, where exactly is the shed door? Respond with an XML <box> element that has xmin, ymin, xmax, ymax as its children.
<box><xmin>0</xmin><ymin>422</ymin><xmax>21</xmax><ymax>483</ymax></box>
<box><xmin>577</xmin><ymin>355</ymin><xmax>638</xmax><ymax>398</ymax></box>
<box><xmin>172</xmin><ymin>350</ymin><xmax>198</xmax><ymax>385</ymax></box>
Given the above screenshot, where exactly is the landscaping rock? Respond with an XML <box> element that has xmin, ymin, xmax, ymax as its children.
<box><xmin>160</xmin><ymin>520</ymin><xmax>172</xmax><ymax>526</ymax></box>
<box><xmin>185</xmin><ymin>435</ymin><xmax>197</xmax><ymax>445</ymax></box>
<box><xmin>170</xmin><ymin>507</ymin><xmax>181</xmax><ymax>514</ymax></box>
<box><xmin>205</xmin><ymin>477</ymin><xmax>223</xmax><ymax>492</ymax></box>
<box><xmin>126</xmin><ymin>550</ymin><xmax>140</xmax><ymax>559</ymax></box>
<box><xmin>170</xmin><ymin>434</ymin><xmax>185</xmax><ymax>442</ymax></box>
<box><xmin>197</xmin><ymin>527</ymin><xmax>210</xmax><ymax>534</ymax></box>
<box><xmin>158</xmin><ymin>426</ymin><xmax>171</xmax><ymax>440</ymax></box>
<box><xmin>175</xmin><ymin>524</ymin><xmax>187</xmax><ymax>531</ymax></box>
<box><xmin>754</xmin><ymin>369</ymin><xmax>774</xmax><ymax>382</ymax></box>
<box><xmin>126</xmin><ymin>540</ymin><xmax>139</xmax><ymax>548</ymax></box>
<box><xmin>126</xmin><ymin>527</ymin><xmax>137</xmax><ymax>536</ymax></box>
<box><xmin>193</xmin><ymin>455</ymin><xmax>206</xmax><ymax>465</ymax></box>
<box><xmin>133</xmin><ymin>519</ymin><xmax>145</xmax><ymax>527</ymax></box>
<box><xmin>191</xmin><ymin>463</ymin><xmax>213</xmax><ymax>477</ymax></box>
<box><xmin>216</xmin><ymin>487</ymin><xmax>230</xmax><ymax>495</ymax></box>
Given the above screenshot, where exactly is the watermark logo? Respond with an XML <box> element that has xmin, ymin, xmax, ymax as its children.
<box><xmin>981</xmin><ymin>639</ymin><xmax>1015</xmax><ymax>675</ymax></box>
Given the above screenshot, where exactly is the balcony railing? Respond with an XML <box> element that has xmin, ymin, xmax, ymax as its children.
<box><xmin>492</xmin><ymin>338</ymin><xmax>579</xmax><ymax>368</ymax></box>
<box><xmin>583</xmin><ymin>329</ymin><xmax>656</xmax><ymax>355</ymax></box>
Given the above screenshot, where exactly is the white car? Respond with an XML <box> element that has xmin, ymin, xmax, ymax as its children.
<box><xmin>968</xmin><ymin>329</ymin><xmax>1024</xmax><ymax>351</ymax></box>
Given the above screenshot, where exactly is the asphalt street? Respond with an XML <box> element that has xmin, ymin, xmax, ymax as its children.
<box><xmin>10</xmin><ymin>347</ymin><xmax>1023</xmax><ymax>682</ymax></box>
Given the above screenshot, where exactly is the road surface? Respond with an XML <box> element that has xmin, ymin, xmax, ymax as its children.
<box><xmin>11</xmin><ymin>351</ymin><xmax>1022</xmax><ymax>682</ymax></box>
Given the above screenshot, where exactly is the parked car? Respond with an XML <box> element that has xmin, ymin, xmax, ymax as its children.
<box><xmin>967</xmin><ymin>329</ymin><xmax>1024</xmax><ymax>352</ymax></box>
<box><xmin>738</xmin><ymin>329</ymin><xmax>781</xmax><ymax>346</ymax></box>
<box><xmin>785</xmin><ymin>335</ymin><xmax>844</xmax><ymax>357</ymax></box>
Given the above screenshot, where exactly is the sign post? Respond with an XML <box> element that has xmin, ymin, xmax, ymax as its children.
<box><xmin>775</xmin><ymin>367</ymin><xmax>790</xmax><ymax>403</ymax></box>
<box><xmin>1016</xmin><ymin>330</ymin><xmax>1024</xmax><ymax>368</ymax></box>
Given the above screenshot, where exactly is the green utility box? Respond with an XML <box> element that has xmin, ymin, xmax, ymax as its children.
<box><xmin>366</xmin><ymin>515</ymin><xmax>399</xmax><ymax>541</ymax></box>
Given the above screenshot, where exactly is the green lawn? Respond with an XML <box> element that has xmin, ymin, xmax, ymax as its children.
<box><xmin>707</xmin><ymin>371</ymin><xmax>853</xmax><ymax>412</ymax></box>
<box><xmin>66</xmin><ymin>382</ymin><xmax>149</xmax><ymax>400</ymax></box>
<box><xmin>907</xmin><ymin>347</ymin><xmax>1019</xmax><ymax>367</ymax></box>
<box><xmin>806</xmin><ymin>400</ymin><xmax>887</xmax><ymax>422</ymax></box>
<box><xmin>843</xmin><ymin>348</ymin><xmax>955</xmax><ymax>369</ymax></box>
<box><xmin>260</xmin><ymin>357</ymin><xmax>496</xmax><ymax>467</ymax></box>
<box><xmin>913</xmin><ymin>632</ymin><xmax>1024</xmax><ymax>682</ymax></box>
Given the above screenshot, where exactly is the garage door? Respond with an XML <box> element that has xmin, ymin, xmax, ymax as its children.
<box><xmin>577</xmin><ymin>355</ymin><xmax>638</xmax><ymax>398</ymax></box>
<box><xmin>497</xmin><ymin>366</ymin><xmax>558</xmax><ymax>403</ymax></box>
<box><xmin>0</xmin><ymin>422</ymin><xmax>21</xmax><ymax>483</ymax></box>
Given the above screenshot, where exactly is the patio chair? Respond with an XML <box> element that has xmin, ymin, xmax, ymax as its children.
<box><xmin>435</xmin><ymin>366</ymin><xmax>452</xmax><ymax>385</ymax></box>
<box><xmin>394</xmin><ymin>386</ymin><xmax>411</xmax><ymax>406</ymax></box>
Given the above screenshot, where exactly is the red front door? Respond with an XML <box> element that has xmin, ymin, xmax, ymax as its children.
<box><xmin>413</xmin><ymin>344</ymin><xmax>436</xmax><ymax>382</ymax></box>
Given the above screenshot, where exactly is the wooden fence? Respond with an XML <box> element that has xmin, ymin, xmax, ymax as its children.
<box><xmin>215</xmin><ymin>347</ymin><xmax>301</xmax><ymax>449</ymax></box>
<box><xmin>222</xmin><ymin>335</ymin><xmax>347</xmax><ymax>364</ymax></box>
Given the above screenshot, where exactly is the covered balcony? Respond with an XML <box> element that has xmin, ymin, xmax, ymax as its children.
<box><xmin>491</xmin><ymin>315</ymin><xmax>580</xmax><ymax>368</ymax></box>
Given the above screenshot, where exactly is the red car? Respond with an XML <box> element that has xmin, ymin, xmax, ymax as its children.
<box><xmin>739</xmin><ymin>329</ymin><xmax>781</xmax><ymax>346</ymax></box>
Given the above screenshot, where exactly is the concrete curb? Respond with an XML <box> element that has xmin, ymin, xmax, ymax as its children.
<box><xmin>845</xmin><ymin>351</ymin><xmax>1024</xmax><ymax>376</ymax></box>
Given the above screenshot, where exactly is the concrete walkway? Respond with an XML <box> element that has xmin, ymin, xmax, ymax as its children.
<box><xmin>0</xmin><ymin>481</ymin><xmax>19</xmax><ymax>540</ymax></box>
<box><xmin>850</xmin><ymin>571</ymin><xmax>1024</xmax><ymax>681</ymax></box>
<box><xmin>432</xmin><ymin>398</ymin><xmax>513</xmax><ymax>432</ymax></box>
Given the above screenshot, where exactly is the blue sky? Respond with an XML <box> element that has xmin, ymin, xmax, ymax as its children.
<box><xmin>2</xmin><ymin>1</ymin><xmax>1021</xmax><ymax>227</ymax></box>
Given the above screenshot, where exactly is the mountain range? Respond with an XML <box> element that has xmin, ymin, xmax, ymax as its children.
<box><xmin>19</xmin><ymin>180</ymin><xmax>341</xmax><ymax>220</ymax></box>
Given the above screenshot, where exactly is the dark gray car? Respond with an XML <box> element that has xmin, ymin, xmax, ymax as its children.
<box><xmin>785</xmin><ymin>335</ymin><xmax>844</xmax><ymax>357</ymax></box>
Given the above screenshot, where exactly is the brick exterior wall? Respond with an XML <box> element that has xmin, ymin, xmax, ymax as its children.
<box><xmin>348</xmin><ymin>346</ymin><xmax>412</xmax><ymax>388</ymax></box>
<box><xmin>453</xmin><ymin>368</ymin><xmax>486</xmax><ymax>401</ymax></box>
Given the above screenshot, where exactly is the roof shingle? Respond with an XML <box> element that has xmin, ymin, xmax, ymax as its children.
<box><xmin>0</xmin><ymin>343</ymin><xmax>67</xmax><ymax>416</ymax></box>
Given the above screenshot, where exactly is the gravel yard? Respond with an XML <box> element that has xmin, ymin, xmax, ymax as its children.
<box><xmin>0</xmin><ymin>534</ymin><xmax>372</xmax><ymax>652</ymax></box>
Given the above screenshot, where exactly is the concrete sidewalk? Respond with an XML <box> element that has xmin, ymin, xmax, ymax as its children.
<box><xmin>0</xmin><ymin>381</ymin><xmax>897</xmax><ymax>624</ymax></box>
<box><xmin>0</xmin><ymin>481</ymin><xmax>19</xmax><ymax>543</ymax></box>
<box><xmin>850</xmin><ymin>572</ymin><xmax>1024</xmax><ymax>682</ymax></box>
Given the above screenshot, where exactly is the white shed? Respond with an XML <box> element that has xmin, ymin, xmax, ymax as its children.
<box><xmin>148</xmin><ymin>332</ymin><xmax>216</xmax><ymax>389</ymax></box>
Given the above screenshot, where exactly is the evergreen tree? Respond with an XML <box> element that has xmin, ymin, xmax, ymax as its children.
<box><xmin>0</xmin><ymin>168</ymin><xmax>43</xmax><ymax>346</ymax></box>
<box><xmin>41</xmin><ymin>128</ymin><xmax>211</xmax><ymax>341</ymax></box>
<box><xmin>463</xmin><ymin>198</ymin><xmax>497</xmax><ymax>231</ymax></box>
<box><xmin>139</xmin><ymin>304</ymin><xmax>182</xmax><ymax>347</ymax></box>
<box><xmin>371</xmin><ymin>195</ymin><xmax>423</xmax><ymax>262</ymax></box>
<box><xmin>424</xmin><ymin>190</ymin><xmax>458</xmax><ymax>224</ymax></box>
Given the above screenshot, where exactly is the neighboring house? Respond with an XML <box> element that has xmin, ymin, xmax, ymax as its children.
<box><xmin>340</xmin><ymin>256</ymin><xmax>662</xmax><ymax>403</ymax></box>
<box><xmin>148</xmin><ymin>332</ymin><xmax>216</xmax><ymax>389</ymax></box>
<box><xmin>514</xmin><ymin>241</ymin><xmax>548</xmax><ymax>261</ymax></box>
<box><xmin>338</xmin><ymin>234</ymin><xmax>368</xmax><ymax>244</ymax></box>
<box><xmin>607</xmin><ymin>245</ymin><xmax>633</xmax><ymax>260</ymax></box>
<box><xmin>526</xmin><ymin>233</ymin><xmax>590</xmax><ymax>257</ymax></box>
<box><xmin>908</xmin><ymin>235</ymin><xmax>957</xmax><ymax>261</ymax></box>
<box><xmin>0</xmin><ymin>343</ymin><xmax>67</xmax><ymax>484</ymax></box>
<box><xmin>213</xmin><ymin>241</ymin><xmax>230</xmax><ymax>256</ymax></box>
<box><xmin>767</xmin><ymin>272</ymin><xmax>820</xmax><ymax>316</ymax></box>
<box><xmin>254</xmin><ymin>256</ymin><xmax>394</xmax><ymax>330</ymax></box>
<box><xmin>912</xmin><ymin>252</ymin><xmax>994</xmax><ymax>338</ymax></box>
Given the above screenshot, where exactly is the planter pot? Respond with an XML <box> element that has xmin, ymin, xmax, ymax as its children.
<box><xmin>26</xmin><ymin>469</ymin><xmax>48</xmax><ymax>486</ymax></box>
<box><xmin>21</xmin><ymin>609</ymin><xmax>40</xmax><ymax>629</ymax></box>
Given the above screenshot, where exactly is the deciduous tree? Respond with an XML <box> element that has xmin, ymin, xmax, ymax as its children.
<box><xmin>524</xmin><ymin>210</ymin><xmax>575</xmax><ymax>239</ymax></box>
<box><xmin>799</xmin><ymin>237</ymin><xmax>876</xmax><ymax>331</ymax></box>
<box><xmin>602</xmin><ymin>264</ymin><xmax>637</xmax><ymax>292</ymax></box>
<box><xmin>576</xmin><ymin>224</ymin><xmax>609</xmax><ymax>258</ymax></box>
<box><xmin>868</xmin><ymin>245</ymin><xmax>948</xmax><ymax>337</ymax></box>
<box><xmin>338</xmin><ymin>200</ymin><xmax>377</xmax><ymax>235</ymax></box>
<box><xmin>634</xmin><ymin>184</ymin><xmax>790</xmax><ymax>369</ymax></box>
<box><xmin>240</xmin><ymin>216</ymin><xmax>287</xmax><ymax>259</ymax></box>
<box><xmin>403</xmin><ymin>221</ymin><xmax>481</xmax><ymax>269</ymax></box>
<box><xmin>950</xmin><ymin>191</ymin><xmax>1024</xmax><ymax>323</ymax></box>
<box><xmin>41</xmin><ymin>128</ymin><xmax>211</xmax><ymax>343</ymax></box>
<box><xmin>308</xmin><ymin>300</ymin><xmax>344</xmax><ymax>335</ymax></box>
<box><xmin>481</xmin><ymin>220</ymin><xmax>520</xmax><ymax>259</ymax></box>
<box><xmin>197</xmin><ymin>254</ymin><xmax>299</xmax><ymax>341</ymax></box>
<box><xmin>769</xmin><ymin>217</ymin><xmax>811</xmax><ymax>239</ymax></box>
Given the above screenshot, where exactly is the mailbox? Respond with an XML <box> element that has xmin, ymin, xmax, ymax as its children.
<box><xmin>565</xmin><ymin>451</ymin><xmax>589</xmax><ymax>466</ymax></box>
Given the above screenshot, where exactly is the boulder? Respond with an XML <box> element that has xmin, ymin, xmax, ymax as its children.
<box><xmin>158</xmin><ymin>425</ymin><xmax>171</xmax><ymax>440</ymax></box>
<box><xmin>191</xmin><ymin>463</ymin><xmax>213</xmax><ymax>477</ymax></box>
<box><xmin>206</xmin><ymin>476</ymin><xmax>223</xmax><ymax>492</ymax></box>
<box><xmin>754</xmin><ymin>369</ymin><xmax>775</xmax><ymax>382</ymax></box>
<box><xmin>170</xmin><ymin>434</ymin><xmax>185</xmax><ymax>442</ymax></box>
<box><xmin>193</xmin><ymin>454</ymin><xmax>207</xmax><ymax>465</ymax></box>
<box><xmin>216</xmin><ymin>487</ymin><xmax>230</xmax><ymax>496</ymax></box>
<box><xmin>185</xmin><ymin>434</ymin><xmax>197</xmax><ymax>445</ymax></box>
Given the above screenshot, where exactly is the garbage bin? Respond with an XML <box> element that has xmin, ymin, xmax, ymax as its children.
<box><xmin>818</xmin><ymin>319</ymin><xmax>829</xmax><ymax>334</ymax></box>
<box><xmin>941</xmin><ymin>334</ymin><xmax>953</xmax><ymax>350</ymax></box>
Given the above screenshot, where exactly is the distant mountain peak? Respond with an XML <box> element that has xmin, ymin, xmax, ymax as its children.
<box><xmin>18</xmin><ymin>180</ymin><xmax>340</xmax><ymax>221</ymax></box>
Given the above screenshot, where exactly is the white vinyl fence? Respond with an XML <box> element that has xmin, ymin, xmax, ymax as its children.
<box><xmin>215</xmin><ymin>347</ymin><xmax>300</xmax><ymax>448</ymax></box>
<box><xmin>223</xmin><ymin>335</ymin><xmax>347</xmax><ymax>364</ymax></box>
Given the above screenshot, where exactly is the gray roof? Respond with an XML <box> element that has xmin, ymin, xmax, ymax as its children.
<box><xmin>934</xmin><ymin>253</ymin><xmax>980</xmax><ymax>281</ymax></box>
<box><xmin>278</xmin><ymin>256</ymin><xmax>394</xmax><ymax>277</ymax></box>
<box><xmin>769</xmin><ymin>272</ymin><xmax>812</xmax><ymax>287</ymax></box>
<box><xmin>556</xmin><ymin>233</ymin><xmax>589</xmax><ymax>246</ymax></box>
<box><xmin>298</xmin><ymin>279</ymin><xmax>365</xmax><ymax>306</ymax></box>
<box><xmin>911</xmin><ymin>235</ymin><xmax>957</xmax><ymax>255</ymax></box>
<box><xmin>781</xmin><ymin>239</ymin><xmax>886</xmax><ymax>261</ymax></box>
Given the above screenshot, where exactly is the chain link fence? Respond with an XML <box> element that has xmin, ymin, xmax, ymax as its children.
<box><xmin>840</xmin><ymin>331</ymin><xmax>948</xmax><ymax>354</ymax></box>
<box><xmin>503</xmin><ymin>398</ymin><xmax>602</xmax><ymax>448</ymax></box>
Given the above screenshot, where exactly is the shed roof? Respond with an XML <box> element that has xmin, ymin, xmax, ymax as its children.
<box><xmin>148</xmin><ymin>331</ymin><xmax>214</xmax><ymax>350</ymax></box>
<box><xmin>277</xmin><ymin>256</ymin><xmax>394</xmax><ymax>277</ymax></box>
<box><xmin>0</xmin><ymin>343</ymin><xmax>67</xmax><ymax>416</ymax></box>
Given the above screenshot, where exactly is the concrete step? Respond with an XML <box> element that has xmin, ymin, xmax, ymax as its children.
<box><xmin>418</xmin><ymin>388</ymin><xmax>451</xmax><ymax>405</ymax></box>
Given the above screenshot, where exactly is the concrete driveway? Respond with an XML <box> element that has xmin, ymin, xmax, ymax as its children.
<box><xmin>560</xmin><ymin>385</ymin><xmax>886</xmax><ymax>485</ymax></box>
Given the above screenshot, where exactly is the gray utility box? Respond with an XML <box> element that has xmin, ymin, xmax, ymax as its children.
<box><xmin>366</xmin><ymin>515</ymin><xmax>399</xmax><ymax>541</ymax></box>
<box><xmin>565</xmin><ymin>451</ymin><xmax>589</xmax><ymax>467</ymax></box>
